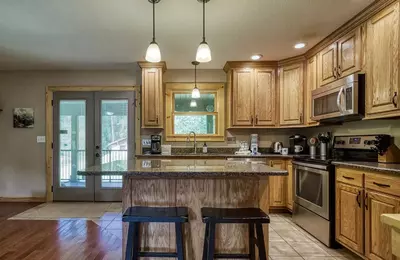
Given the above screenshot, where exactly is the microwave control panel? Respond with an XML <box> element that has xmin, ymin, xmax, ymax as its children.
<box><xmin>333</xmin><ymin>135</ymin><xmax>390</xmax><ymax>150</ymax></box>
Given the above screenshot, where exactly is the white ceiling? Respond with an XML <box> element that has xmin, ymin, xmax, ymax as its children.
<box><xmin>0</xmin><ymin>0</ymin><xmax>374</xmax><ymax>70</ymax></box>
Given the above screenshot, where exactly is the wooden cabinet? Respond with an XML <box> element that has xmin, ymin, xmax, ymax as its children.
<box><xmin>279</xmin><ymin>63</ymin><xmax>304</xmax><ymax>126</ymax></box>
<box><xmin>317</xmin><ymin>27</ymin><xmax>362</xmax><ymax>87</ymax></box>
<box><xmin>366</xmin><ymin>2</ymin><xmax>400</xmax><ymax>119</ymax></box>
<box><xmin>268</xmin><ymin>160</ymin><xmax>286</xmax><ymax>208</ymax></box>
<box><xmin>305</xmin><ymin>56</ymin><xmax>318</xmax><ymax>125</ymax></box>
<box><xmin>139</xmin><ymin>62</ymin><xmax>166</xmax><ymax>128</ymax></box>
<box><xmin>228</xmin><ymin>65</ymin><xmax>276</xmax><ymax>127</ymax></box>
<box><xmin>336</xmin><ymin>182</ymin><xmax>364</xmax><ymax>254</ymax></box>
<box><xmin>286</xmin><ymin>161</ymin><xmax>293</xmax><ymax>211</ymax></box>
<box><xmin>365</xmin><ymin>191</ymin><xmax>400</xmax><ymax>260</ymax></box>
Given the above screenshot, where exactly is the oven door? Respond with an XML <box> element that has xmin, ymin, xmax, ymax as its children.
<box><xmin>293</xmin><ymin>162</ymin><xmax>330</xmax><ymax>220</ymax></box>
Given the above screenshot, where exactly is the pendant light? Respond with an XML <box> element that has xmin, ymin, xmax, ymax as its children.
<box><xmin>192</xmin><ymin>61</ymin><xmax>200</xmax><ymax>98</ymax></box>
<box><xmin>145</xmin><ymin>0</ymin><xmax>161</xmax><ymax>62</ymax></box>
<box><xmin>196</xmin><ymin>0</ymin><xmax>212</xmax><ymax>63</ymax></box>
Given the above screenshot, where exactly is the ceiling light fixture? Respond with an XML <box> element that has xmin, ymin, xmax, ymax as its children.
<box><xmin>190</xmin><ymin>100</ymin><xmax>198</xmax><ymax>107</ymax></box>
<box><xmin>196</xmin><ymin>0</ymin><xmax>212</xmax><ymax>63</ymax></box>
<box><xmin>145</xmin><ymin>0</ymin><xmax>161</xmax><ymax>62</ymax></box>
<box><xmin>294</xmin><ymin>42</ymin><xmax>306</xmax><ymax>49</ymax></box>
<box><xmin>192</xmin><ymin>61</ymin><xmax>201</xmax><ymax>98</ymax></box>
<box><xmin>251</xmin><ymin>54</ymin><xmax>263</xmax><ymax>60</ymax></box>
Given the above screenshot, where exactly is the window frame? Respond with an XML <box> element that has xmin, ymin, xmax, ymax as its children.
<box><xmin>165</xmin><ymin>83</ymin><xmax>225</xmax><ymax>142</ymax></box>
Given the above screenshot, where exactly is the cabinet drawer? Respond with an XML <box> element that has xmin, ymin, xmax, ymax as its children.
<box><xmin>336</xmin><ymin>167</ymin><xmax>364</xmax><ymax>187</ymax></box>
<box><xmin>365</xmin><ymin>172</ymin><xmax>400</xmax><ymax>197</ymax></box>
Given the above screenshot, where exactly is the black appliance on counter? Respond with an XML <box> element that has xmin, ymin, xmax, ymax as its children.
<box><xmin>289</xmin><ymin>134</ymin><xmax>308</xmax><ymax>154</ymax></box>
<box><xmin>151</xmin><ymin>135</ymin><xmax>162</xmax><ymax>154</ymax></box>
<box><xmin>291</xmin><ymin>134</ymin><xmax>392</xmax><ymax>248</ymax></box>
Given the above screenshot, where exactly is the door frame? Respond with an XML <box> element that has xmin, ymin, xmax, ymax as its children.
<box><xmin>45</xmin><ymin>86</ymin><xmax>141</xmax><ymax>202</ymax></box>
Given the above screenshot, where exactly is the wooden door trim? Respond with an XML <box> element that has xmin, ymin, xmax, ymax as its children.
<box><xmin>45</xmin><ymin>86</ymin><xmax>140</xmax><ymax>202</ymax></box>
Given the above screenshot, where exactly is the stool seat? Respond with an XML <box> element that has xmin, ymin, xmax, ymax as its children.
<box><xmin>123</xmin><ymin>206</ymin><xmax>189</xmax><ymax>223</ymax></box>
<box><xmin>201</xmin><ymin>207</ymin><xmax>270</xmax><ymax>224</ymax></box>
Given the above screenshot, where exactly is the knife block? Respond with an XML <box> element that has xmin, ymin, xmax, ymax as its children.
<box><xmin>378</xmin><ymin>144</ymin><xmax>400</xmax><ymax>163</ymax></box>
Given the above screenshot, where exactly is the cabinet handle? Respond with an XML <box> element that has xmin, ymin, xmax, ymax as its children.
<box><xmin>356</xmin><ymin>191</ymin><xmax>361</xmax><ymax>208</ymax></box>
<box><xmin>343</xmin><ymin>176</ymin><xmax>354</xmax><ymax>180</ymax></box>
<box><xmin>333</xmin><ymin>67</ymin><xmax>337</xmax><ymax>79</ymax></box>
<box><xmin>365</xmin><ymin>192</ymin><xmax>368</xmax><ymax>210</ymax></box>
<box><xmin>251</xmin><ymin>116</ymin><xmax>254</xmax><ymax>125</ymax></box>
<box><xmin>255</xmin><ymin>115</ymin><xmax>259</xmax><ymax>125</ymax></box>
<box><xmin>393</xmin><ymin>92</ymin><xmax>398</xmax><ymax>108</ymax></box>
<box><xmin>338</xmin><ymin>65</ymin><xmax>342</xmax><ymax>77</ymax></box>
<box><xmin>156</xmin><ymin>115</ymin><xmax>159</xmax><ymax>124</ymax></box>
<box><xmin>373</xmin><ymin>182</ymin><xmax>390</xmax><ymax>188</ymax></box>
<box><xmin>300</xmin><ymin>113</ymin><xmax>303</xmax><ymax>123</ymax></box>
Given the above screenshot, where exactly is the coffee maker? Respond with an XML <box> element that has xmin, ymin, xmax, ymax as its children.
<box><xmin>289</xmin><ymin>134</ymin><xmax>308</xmax><ymax>154</ymax></box>
<box><xmin>151</xmin><ymin>135</ymin><xmax>162</xmax><ymax>154</ymax></box>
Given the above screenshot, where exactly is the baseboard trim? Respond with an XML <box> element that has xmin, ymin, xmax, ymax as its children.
<box><xmin>0</xmin><ymin>197</ymin><xmax>46</xmax><ymax>203</ymax></box>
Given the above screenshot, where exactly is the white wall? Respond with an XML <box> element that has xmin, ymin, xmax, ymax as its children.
<box><xmin>0</xmin><ymin>70</ymin><xmax>137</xmax><ymax>198</ymax></box>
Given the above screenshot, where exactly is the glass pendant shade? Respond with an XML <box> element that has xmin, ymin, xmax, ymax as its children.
<box><xmin>145</xmin><ymin>42</ymin><xmax>161</xmax><ymax>63</ymax></box>
<box><xmin>196</xmin><ymin>41</ymin><xmax>212</xmax><ymax>63</ymax></box>
<box><xmin>192</xmin><ymin>86</ymin><xmax>201</xmax><ymax>98</ymax></box>
<box><xmin>190</xmin><ymin>100</ymin><xmax>197</xmax><ymax>107</ymax></box>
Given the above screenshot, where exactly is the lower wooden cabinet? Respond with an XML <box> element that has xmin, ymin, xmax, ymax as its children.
<box><xmin>336</xmin><ymin>167</ymin><xmax>400</xmax><ymax>260</ymax></box>
<box><xmin>335</xmin><ymin>182</ymin><xmax>364</xmax><ymax>254</ymax></box>
<box><xmin>268</xmin><ymin>160</ymin><xmax>287</xmax><ymax>208</ymax></box>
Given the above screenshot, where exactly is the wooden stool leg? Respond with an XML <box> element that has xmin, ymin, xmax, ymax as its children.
<box><xmin>248</xmin><ymin>223</ymin><xmax>256</xmax><ymax>260</ymax></box>
<box><xmin>255</xmin><ymin>224</ymin><xmax>267</xmax><ymax>260</ymax></box>
<box><xmin>175</xmin><ymin>223</ymin><xmax>185</xmax><ymax>260</ymax></box>
<box><xmin>132</xmin><ymin>223</ymin><xmax>140</xmax><ymax>260</ymax></box>
<box><xmin>125</xmin><ymin>222</ymin><xmax>135</xmax><ymax>260</ymax></box>
<box><xmin>206</xmin><ymin>222</ymin><xmax>216</xmax><ymax>260</ymax></box>
<box><xmin>202</xmin><ymin>223</ymin><xmax>210</xmax><ymax>260</ymax></box>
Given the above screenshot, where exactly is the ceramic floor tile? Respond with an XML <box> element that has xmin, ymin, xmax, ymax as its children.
<box><xmin>270</xmin><ymin>257</ymin><xmax>303</xmax><ymax>260</ymax></box>
<box><xmin>107</xmin><ymin>229</ymin><xmax>123</xmax><ymax>240</ymax></box>
<box><xmin>93</xmin><ymin>220</ymin><xmax>112</xmax><ymax>228</ymax></box>
<box><xmin>101</xmin><ymin>212</ymin><xmax>121</xmax><ymax>220</ymax></box>
<box><xmin>270</xmin><ymin>222</ymin><xmax>299</xmax><ymax>231</ymax></box>
<box><xmin>303</xmin><ymin>257</ymin><xmax>337</xmax><ymax>260</ymax></box>
<box><xmin>333</xmin><ymin>255</ymin><xmax>363</xmax><ymax>260</ymax></box>
<box><xmin>291</xmin><ymin>242</ymin><xmax>331</xmax><ymax>257</ymax></box>
<box><xmin>275</xmin><ymin>229</ymin><xmax>312</xmax><ymax>242</ymax></box>
<box><xmin>269</xmin><ymin>241</ymin><xmax>300</xmax><ymax>257</ymax></box>
<box><xmin>269</xmin><ymin>230</ymin><xmax>285</xmax><ymax>241</ymax></box>
<box><xmin>107</xmin><ymin>220</ymin><xmax>123</xmax><ymax>230</ymax></box>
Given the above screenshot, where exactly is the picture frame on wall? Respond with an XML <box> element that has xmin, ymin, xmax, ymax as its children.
<box><xmin>13</xmin><ymin>108</ymin><xmax>34</xmax><ymax>128</ymax></box>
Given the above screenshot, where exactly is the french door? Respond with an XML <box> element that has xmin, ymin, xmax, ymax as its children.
<box><xmin>53</xmin><ymin>91</ymin><xmax>135</xmax><ymax>201</ymax></box>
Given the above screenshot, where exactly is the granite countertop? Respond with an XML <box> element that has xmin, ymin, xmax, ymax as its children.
<box><xmin>78</xmin><ymin>159</ymin><xmax>288</xmax><ymax>178</ymax></box>
<box><xmin>136</xmin><ymin>153</ymin><xmax>298</xmax><ymax>159</ymax></box>
<box><xmin>332</xmin><ymin>161</ymin><xmax>400</xmax><ymax>175</ymax></box>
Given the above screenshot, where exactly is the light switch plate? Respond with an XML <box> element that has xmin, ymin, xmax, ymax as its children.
<box><xmin>37</xmin><ymin>136</ymin><xmax>46</xmax><ymax>143</ymax></box>
<box><xmin>142</xmin><ymin>139</ymin><xmax>151</xmax><ymax>146</ymax></box>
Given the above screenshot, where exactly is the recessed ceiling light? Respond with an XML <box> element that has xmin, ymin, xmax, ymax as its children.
<box><xmin>294</xmin><ymin>43</ymin><xmax>306</xmax><ymax>49</ymax></box>
<box><xmin>251</xmin><ymin>54</ymin><xmax>263</xmax><ymax>60</ymax></box>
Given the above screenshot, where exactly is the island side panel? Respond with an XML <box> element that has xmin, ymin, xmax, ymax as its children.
<box><xmin>122</xmin><ymin>177</ymin><xmax>131</xmax><ymax>258</ymax></box>
<box><xmin>259</xmin><ymin>176</ymin><xmax>270</xmax><ymax>257</ymax></box>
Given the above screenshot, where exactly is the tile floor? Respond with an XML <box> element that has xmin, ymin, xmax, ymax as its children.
<box><xmin>9</xmin><ymin>203</ymin><xmax>362</xmax><ymax>260</ymax></box>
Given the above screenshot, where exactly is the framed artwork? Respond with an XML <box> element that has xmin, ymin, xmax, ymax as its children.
<box><xmin>13</xmin><ymin>108</ymin><xmax>34</xmax><ymax>128</ymax></box>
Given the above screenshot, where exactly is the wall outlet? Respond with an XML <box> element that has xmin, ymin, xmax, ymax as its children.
<box><xmin>37</xmin><ymin>136</ymin><xmax>46</xmax><ymax>143</ymax></box>
<box><xmin>142</xmin><ymin>139</ymin><xmax>151</xmax><ymax>146</ymax></box>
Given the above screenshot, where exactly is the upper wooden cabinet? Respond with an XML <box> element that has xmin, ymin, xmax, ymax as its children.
<box><xmin>365</xmin><ymin>2</ymin><xmax>400</xmax><ymax>119</ymax></box>
<box><xmin>139</xmin><ymin>62</ymin><xmax>166</xmax><ymax>128</ymax></box>
<box><xmin>305</xmin><ymin>56</ymin><xmax>318</xmax><ymax>125</ymax></box>
<box><xmin>279</xmin><ymin>62</ymin><xmax>304</xmax><ymax>126</ymax></box>
<box><xmin>317</xmin><ymin>27</ymin><xmax>362</xmax><ymax>87</ymax></box>
<box><xmin>225</xmin><ymin>63</ymin><xmax>276</xmax><ymax>128</ymax></box>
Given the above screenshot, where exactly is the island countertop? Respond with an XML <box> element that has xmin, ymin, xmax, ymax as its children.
<box><xmin>78</xmin><ymin>159</ymin><xmax>288</xmax><ymax>178</ymax></box>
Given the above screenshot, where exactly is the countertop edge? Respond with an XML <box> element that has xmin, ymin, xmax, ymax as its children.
<box><xmin>78</xmin><ymin>171</ymin><xmax>288</xmax><ymax>177</ymax></box>
<box><xmin>332</xmin><ymin>161</ymin><xmax>400</xmax><ymax>174</ymax></box>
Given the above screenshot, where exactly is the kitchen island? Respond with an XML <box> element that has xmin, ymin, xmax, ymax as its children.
<box><xmin>79</xmin><ymin>159</ymin><xmax>288</xmax><ymax>259</ymax></box>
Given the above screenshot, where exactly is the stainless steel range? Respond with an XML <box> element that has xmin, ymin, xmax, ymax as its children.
<box><xmin>292</xmin><ymin>134</ymin><xmax>392</xmax><ymax>247</ymax></box>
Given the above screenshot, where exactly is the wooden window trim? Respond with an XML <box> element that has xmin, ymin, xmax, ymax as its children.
<box><xmin>165</xmin><ymin>83</ymin><xmax>225</xmax><ymax>142</ymax></box>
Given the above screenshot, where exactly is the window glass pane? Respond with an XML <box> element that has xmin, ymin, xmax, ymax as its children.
<box><xmin>174</xmin><ymin>115</ymin><xmax>216</xmax><ymax>134</ymax></box>
<box><xmin>174</xmin><ymin>93</ymin><xmax>215</xmax><ymax>112</ymax></box>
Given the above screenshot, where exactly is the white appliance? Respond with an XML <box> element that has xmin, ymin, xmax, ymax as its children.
<box><xmin>250</xmin><ymin>134</ymin><xmax>259</xmax><ymax>154</ymax></box>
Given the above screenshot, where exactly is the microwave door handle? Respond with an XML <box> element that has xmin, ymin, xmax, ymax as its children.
<box><xmin>336</xmin><ymin>87</ymin><xmax>344</xmax><ymax>113</ymax></box>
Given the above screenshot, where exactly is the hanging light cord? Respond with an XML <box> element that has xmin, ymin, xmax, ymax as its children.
<box><xmin>202</xmin><ymin>0</ymin><xmax>206</xmax><ymax>42</ymax></box>
<box><xmin>152</xmin><ymin>0</ymin><xmax>156</xmax><ymax>42</ymax></box>
<box><xmin>195</xmin><ymin>63</ymin><xmax>197</xmax><ymax>87</ymax></box>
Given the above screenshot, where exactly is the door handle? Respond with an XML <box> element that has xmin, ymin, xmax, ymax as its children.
<box><xmin>337</xmin><ymin>65</ymin><xmax>342</xmax><ymax>77</ymax></box>
<box><xmin>95</xmin><ymin>145</ymin><xmax>100</xmax><ymax>149</ymax></box>
<box><xmin>95</xmin><ymin>153</ymin><xmax>100</xmax><ymax>158</ymax></box>
<box><xmin>393</xmin><ymin>92</ymin><xmax>398</xmax><ymax>108</ymax></box>
<box><xmin>373</xmin><ymin>182</ymin><xmax>390</xmax><ymax>188</ymax></box>
<box><xmin>333</xmin><ymin>67</ymin><xmax>337</xmax><ymax>79</ymax></box>
<box><xmin>365</xmin><ymin>192</ymin><xmax>368</xmax><ymax>210</ymax></box>
<box><xmin>356</xmin><ymin>191</ymin><xmax>361</xmax><ymax>208</ymax></box>
<box><xmin>343</xmin><ymin>176</ymin><xmax>354</xmax><ymax>180</ymax></box>
<box><xmin>336</xmin><ymin>87</ymin><xmax>344</xmax><ymax>113</ymax></box>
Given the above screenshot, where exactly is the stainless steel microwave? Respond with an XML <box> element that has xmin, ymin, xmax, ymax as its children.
<box><xmin>311</xmin><ymin>73</ymin><xmax>365</xmax><ymax>122</ymax></box>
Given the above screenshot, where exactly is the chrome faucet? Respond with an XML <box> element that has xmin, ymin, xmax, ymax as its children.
<box><xmin>187</xmin><ymin>131</ymin><xmax>197</xmax><ymax>154</ymax></box>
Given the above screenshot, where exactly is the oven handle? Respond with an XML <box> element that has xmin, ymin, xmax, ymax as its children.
<box><xmin>336</xmin><ymin>87</ymin><xmax>344</xmax><ymax>114</ymax></box>
<box><xmin>292</xmin><ymin>161</ymin><xmax>329</xmax><ymax>171</ymax></box>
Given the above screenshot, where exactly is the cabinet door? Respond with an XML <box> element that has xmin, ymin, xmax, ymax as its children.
<box><xmin>268</xmin><ymin>160</ymin><xmax>287</xmax><ymax>208</ymax></box>
<box><xmin>335</xmin><ymin>182</ymin><xmax>364</xmax><ymax>254</ymax></box>
<box><xmin>305</xmin><ymin>56</ymin><xmax>318</xmax><ymax>125</ymax></box>
<box><xmin>366</xmin><ymin>2</ymin><xmax>400</xmax><ymax>118</ymax></box>
<box><xmin>365</xmin><ymin>191</ymin><xmax>400</xmax><ymax>260</ymax></box>
<box><xmin>142</xmin><ymin>68</ymin><xmax>163</xmax><ymax>127</ymax></box>
<box><xmin>254</xmin><ymin>68</ymin><xmax>276</xmax><ymax>126</ymax></box>
<box><xmin>232</xmin><ymin>69</ymin><xmax>254</xmax><ymax>126</ymax></box>
<box><xmin>318</xmin><ymin>42</ymin><xmax>338</xmax><ymax>86</ymax></box>
<box><xmin>279</xmin><ymin>63</ymin><xmax>304</xmax><ymax>126</ymax></box>
<box><xmin>286</xmin><ymin>161</ymin><xmax>293</xmax><ymax>211</ymax></box>
<box><xmin>337</xmin><ymin>27</ymin><xmax>362</xmax><ymax>78</ymax></box>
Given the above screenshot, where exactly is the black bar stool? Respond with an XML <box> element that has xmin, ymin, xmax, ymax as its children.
<box><xmin>201</xmin><ymin>207</ymin><xmax>270</xmax><ymax>260</ymax></box>
<box><xmin>123</xmin><ymin>206</ymin><xmax>189</xmax><ymax>260</ymax></box>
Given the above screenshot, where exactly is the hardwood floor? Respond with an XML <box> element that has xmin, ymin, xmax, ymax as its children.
<box><xmin>0</xmin><ymin>203</ymin><xmax>122</xmax><ymax>260</ymax></box>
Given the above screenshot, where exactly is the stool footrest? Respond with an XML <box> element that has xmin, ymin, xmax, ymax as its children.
<box><xmin>213</xmin><ymin>253</ymin><xmax>250</xmax><ymax>258</ymax></box>
<box><xmin>138</xmin><ymin>252</ymin><xmax>178</xmax><ymax>257</ymax></box>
